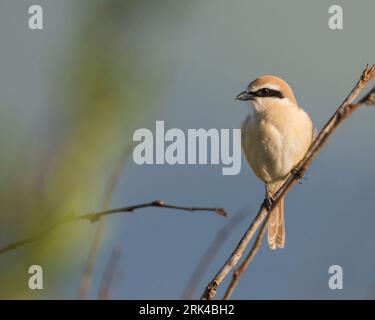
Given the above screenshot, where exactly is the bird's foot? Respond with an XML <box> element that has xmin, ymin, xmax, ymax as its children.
<box><xmin>291</xmin><ymin>167</ymin><xmax>306</xmax><ymax>184</ymax></box>
<box><xmin>264</xmin><ymin>194</ymin><xmax>275</xmax><ymax>211</ymax></box>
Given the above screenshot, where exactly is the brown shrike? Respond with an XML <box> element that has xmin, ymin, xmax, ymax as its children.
<box><xmin>237</xmin><ymin>76</ymin><xmax>315</xmax><ymax>249</ymax></box>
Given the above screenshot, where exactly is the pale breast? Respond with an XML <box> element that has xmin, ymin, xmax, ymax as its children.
<box><xmin>242</xmin><ymin>107</ymin><xmax>313</xmax><ymax>183</ymax></box>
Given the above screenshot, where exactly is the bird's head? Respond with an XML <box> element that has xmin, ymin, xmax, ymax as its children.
<box><xmin>236</xmin><ymin>75</ymin><xmax>298</xmax><ymax>112</ymax></box>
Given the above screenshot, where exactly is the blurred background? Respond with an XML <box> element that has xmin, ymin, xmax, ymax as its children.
<box><xmin>0</xmin><ymin>0</ymin><xmax>374</xmax><ymax>299</ymax></box>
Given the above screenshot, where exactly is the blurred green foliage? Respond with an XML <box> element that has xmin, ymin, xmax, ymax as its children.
<box><xmin>0</xmin><ymin>0</ymin><xmax>192</xmax><ymax>298</ymax></box>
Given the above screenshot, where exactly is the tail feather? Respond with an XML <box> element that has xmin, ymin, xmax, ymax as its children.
<box><xmin>267</xmin><ymin>196</ymin><xmax>285</xmax><ymax>249</ymax></box>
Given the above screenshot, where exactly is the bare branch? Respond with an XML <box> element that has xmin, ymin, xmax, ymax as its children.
<box><xmin>200</xmin><ymin>64</ymin><xmax>375</xmax><ymax>300</ymax></box>
<box><xmin>360</xmin><ymin>85</ymin><xmax>375</xmax><ymax>105</ymax></box>
<box><xmin>223</xmin><ymin>210</ymin><xmax>269</xmax><ymax>299</ymax></box>
<box><xmin>0</xmin><ymin>200</ymin><xmax>227</xmax><ymax>256</ymax></box>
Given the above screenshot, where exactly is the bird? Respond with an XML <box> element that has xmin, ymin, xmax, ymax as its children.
<box><xmin>236</xmin><ymin>75</ymin><xmax>315</xmax><ymax>249</ymax></box>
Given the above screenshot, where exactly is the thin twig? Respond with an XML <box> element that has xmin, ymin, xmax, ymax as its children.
<box><xmin>181</xmin><ymin>207</ymin><xmax>249</xmax><ymax>299</ymax></box>
<box><xmin>0</xmin><ymin>200</ymin><xmax>227</xmax><ymax>256</ymax></box>
<box><xmin>200</xmin><ymin>64</ymin><xmax>375</xmax><ymax>300</ymax></box>
<box><xmin>223</xmin><ymin>211</ymin><xmax>269</xmax><ymax>299</ymax></box>
<box><xmin>78</xmin><ymin>144</ymin><xmax>132</xmax><ymax>299</ymax></box>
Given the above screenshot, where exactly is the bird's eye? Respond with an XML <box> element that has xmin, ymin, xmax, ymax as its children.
<box><xmin>260</xmin><ymin>88</ymin><xmax>270</xmax><ymax>96</ymax></box>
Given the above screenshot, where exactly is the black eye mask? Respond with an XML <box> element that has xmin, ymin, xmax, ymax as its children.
<box><xmin>250</xmin><ymin>88</ymin><xmax>284</xmax><ymax>99</ymax></box>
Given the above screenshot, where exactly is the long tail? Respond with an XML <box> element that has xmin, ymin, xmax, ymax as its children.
<box><xmin>267</xmin><ymin>196</ymin><xmax>285</xmax><ymax>250</ymax></box>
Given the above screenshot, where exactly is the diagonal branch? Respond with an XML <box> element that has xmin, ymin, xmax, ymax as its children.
<box><xmin>223</xmin><ymin>208</ymin><xmax>270</xmax><ymax>299</ymax></box>
<box><xmin>200</xmin><ymin>64</ymin><xmax>375</xmax><ymax>300</ymax></box>
<box><xmin>0</xmin><ymin>200</ymin><xmax>227</xmax><ymax>256</ymax></box>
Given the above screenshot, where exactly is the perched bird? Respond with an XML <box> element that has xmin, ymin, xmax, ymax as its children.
<box><xmin>237</xmin><ymin>76</ymin><xmax>315</xmax><ymax>249</ymax></box>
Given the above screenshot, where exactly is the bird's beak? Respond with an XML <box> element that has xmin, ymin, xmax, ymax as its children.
<box><xmin>236</xmin><ymin>91</ymin><xmax>254</xmax><ymax>101</ymax></box>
